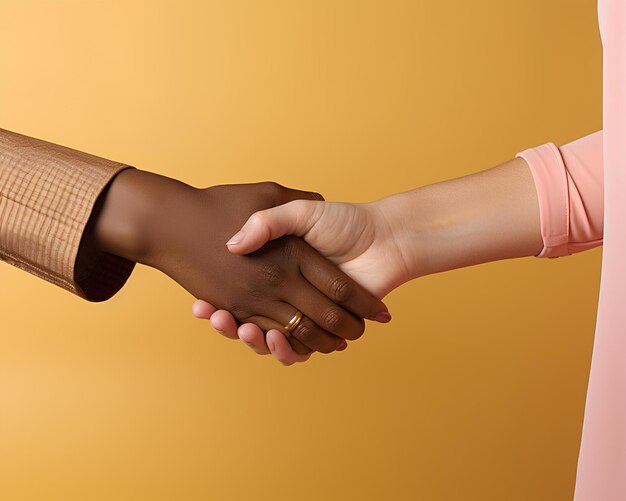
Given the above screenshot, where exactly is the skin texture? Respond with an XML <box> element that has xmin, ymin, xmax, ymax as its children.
<box><xmin>195</xmin><ymin>156</ymin><xmax>544</xmax><ymax>364</ymax></box>
<box><xmin>89</xmin><ymin>169</ymin><xmax>389</xmax><ymax>355</ymax></box>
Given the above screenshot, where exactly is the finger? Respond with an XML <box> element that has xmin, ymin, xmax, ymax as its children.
<box><xmin>237</xmin><ymin>323</ymin><xmax>271</xmax><ymax>355</ymax></box>
<box><xmin>226</xmin><ymin>200</ymin><xmax>322</xmax><ymax>254</ymax></box>
<box><xmin>193</xmin><ymin>300</ymin><xmax>240</xmax><ymax>340</ymax></box>
<box><xmin>266</xmin><ymin>329</ymin><xmax>312</xmax><ymax>366</ymax></box>
<box><xmin>270</xmin><ymin>304</ymin><xmax>345</xmax><ymax>354</ymax></box>
<box><xmin>191</xmin><ymin>299</ymin><xmax>218</xmax><ymax>319</ymax></box>
<box><xmin>244</xmin><ymin>315</ymin><xmax>312</xmax><ymax>356</ymax></box>
<box><xmin>209</xmin><ymin>310</ymin><xmax>239</xmax><ymax>340</ymax></box>
<box><xmin>281</xmin><ymin>279</ymin><xmax>365</xmax><ymax>341</ymax></box>
<box><xmin>299</xmin><ymin>244</ymin><xmax>390</xmax><ymax>323</ymax></box>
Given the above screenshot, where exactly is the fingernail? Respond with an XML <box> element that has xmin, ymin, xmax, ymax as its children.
<box><xmin>267</xmin><ymin>338</ymin><xmax>276</xmax><ymax>352</ymax></box>
<box><xmin>375</xmin><ymin>311</ymin><xmax>392</xmax><ymax>323</ymax></box>
<box><xmin>226</xmin><ymin>230</ymin><xmax>245</xmax><ymax>246</ymax></box>
<box><xmin>337</xmin><ymin>340</ymin><xmax>348</xmax><ymax>351</ymax></box>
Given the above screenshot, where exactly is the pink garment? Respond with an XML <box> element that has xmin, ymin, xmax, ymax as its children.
<box><xmin>515</xmin><ymin>1</ymin><xmax>625</xmax><ymax>497</ymax></box>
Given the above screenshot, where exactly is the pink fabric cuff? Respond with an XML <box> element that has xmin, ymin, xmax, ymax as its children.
<box><xmin>516</xmin><ymin>143</ymin><xmax>570</xmax><ymax>258</ymax></box>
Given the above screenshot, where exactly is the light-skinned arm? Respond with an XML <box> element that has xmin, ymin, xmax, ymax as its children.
<box><xmin>194</xmin><ymin>131</ymin><xmax>604</xmax><ymax>364</ymax></box>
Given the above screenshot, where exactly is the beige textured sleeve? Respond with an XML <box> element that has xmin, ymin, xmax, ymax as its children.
<box><xmin>0</xmin><ymin>128</ymin><xmax>135</xmax><ymax>301</ymax></box>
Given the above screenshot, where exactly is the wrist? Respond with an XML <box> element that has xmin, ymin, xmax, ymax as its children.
<box><xmin>370</xmin><ymin>188</ymin><xmax>445</xmax><ymax>281</ymax></box>
<box><xmin>92</xmin><ymin>169</ymin><xmax>196</xmax><ymax>266</ymax></box>
<box><xmin>367</xmin><ymin>194</ymin><xmax>424</xmax><ymax>286</ymax></box>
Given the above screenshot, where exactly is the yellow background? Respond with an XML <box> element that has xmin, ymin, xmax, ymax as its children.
<box><xmin>0</xmin><ymin>1</ymin><xmax>602</xmax><ymax>500</ymax></box>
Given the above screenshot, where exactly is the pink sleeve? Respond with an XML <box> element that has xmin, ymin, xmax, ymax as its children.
<box><xmin>515</xmin><ymin>130</ymin><xmax>603</xmax><ymax>258</ymax></box>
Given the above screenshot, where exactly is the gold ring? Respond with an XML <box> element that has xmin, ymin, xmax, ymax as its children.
<box><xmin>284</xmin><ymin>310</ymin><xmax>304</xmax><ymax>333</ymax></box>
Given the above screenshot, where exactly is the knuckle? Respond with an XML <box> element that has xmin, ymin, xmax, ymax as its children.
<box><xmin>322</xmin><ymin>307</ymin><xmax>344</xmax><ymax>332</ymax></box>
<box><xmin>260</xmin><ymin>181</ymin><xmax>281</xmax><ymax>191</ymax></box>
<box><xmin>329</xmin><ymin>277</ymin><xmax>353</xmax><ymax>303</ymax></box>
<box><xmin>260</xmin><ymin>181</ymin><xmax>284</xmax><ymax>198</ymax></box>
<box><xmin>247</xmin><ymin>211</ymin><xmax>266</xmax><ymax>227</ymax></box>
<box><xmin>247</xmin><ymin>287</ymin><xmax>266</xmax><ymax>300</ymax></box>
<box><xmin>291</xmin><ymin>200</ymin><xmax>314</xmax><ymax>221</ymax></box>
<box><xmin>247</xmin><ymin>211</ymin><xmax>272</xmax><ymax>234</ymax></box>
<box><xmin>293</xmin><ymin>321</ymin><xmax>314</xmax><ymax>345</ymax></box>
<box><xmin>259</xmin><ymin>263</ymin><xmax>284</xmax><ymax>286</ymax></box>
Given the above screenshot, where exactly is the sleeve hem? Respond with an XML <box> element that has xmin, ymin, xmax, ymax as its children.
<box><xmin>73</xmin><ymin>167</ymin><xmax>137</xmax><ymax>302</ymax></box>
<box><xmin>516</xmin><ymin>142</ymin><xmax>570</xmax><ymax>258</ymax></box>
<box><xmin>0</xmin><ymin>128</ymin><xmax>136</xmax><ymax>301</ymax></box>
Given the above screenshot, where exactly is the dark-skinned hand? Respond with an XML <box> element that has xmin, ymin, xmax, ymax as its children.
<box><xmin>91</xmin><ymin>169</ymin><xmax>389</xmax><ymax>355</ymax></box>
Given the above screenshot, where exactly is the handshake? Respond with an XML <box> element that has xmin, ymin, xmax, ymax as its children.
<box><xmin>0</xmin><ymin>129</ymin><xmax>567</xmax><ymax>366</ymax></box>
<box><xmin>92</xmin><ymin>169</ymin><xmax>413</xmax><ymax>365</ymax></box>
<box><xmin>88</xmin><ymin>153</ymin><xmax>542</xmax><ymax>365</ymax></box>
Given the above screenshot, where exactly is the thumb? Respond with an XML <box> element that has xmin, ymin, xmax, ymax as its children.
<box><xmin>226</xmin><ymin>200</ymin><xmax>322</xmax><ymax>254</ymax></box>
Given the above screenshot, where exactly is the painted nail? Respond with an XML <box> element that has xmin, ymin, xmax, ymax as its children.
<box><xmin>226</xmin><ymin>230</ymin><xmax>245</xmax><ymax>246</ymax></box>
<box><xmin>375</xmin><ymin>311</ymin><xmax>392</xmax><ymax>323</ymax></box>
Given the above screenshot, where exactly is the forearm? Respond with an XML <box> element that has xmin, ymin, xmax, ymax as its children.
<box><xmin>377</xmin><ymin>157</ymin><xmax>543</xmax><ymax>279</ymax></box>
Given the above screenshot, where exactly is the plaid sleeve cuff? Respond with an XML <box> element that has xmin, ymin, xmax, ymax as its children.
<box><xmin>0</xmin><ymin>128</ymin><xmax>135</xmax><ymax>301</ymax></box>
